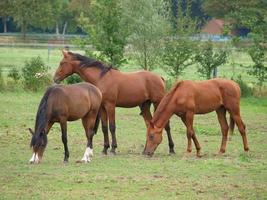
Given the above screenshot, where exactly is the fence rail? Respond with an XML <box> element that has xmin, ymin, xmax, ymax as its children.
<box><xmin>0</xmin><ymin>33</ymin><xmax>87</xmax><ymax>48</ymax></box>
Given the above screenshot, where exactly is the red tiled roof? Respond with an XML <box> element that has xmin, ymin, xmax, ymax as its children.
<box><xmin>201</xmin><ymin>19</ymin><xmax>225</xmax><ymax>35</ymax></box>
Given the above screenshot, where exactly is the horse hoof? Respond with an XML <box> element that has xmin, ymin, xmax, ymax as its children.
<box><xmin>182</xmin><ymin>153</ymin><xmax>190</xmax><ymax>159</ymax></box>
<box><xmin>76</xmin><ymin>160</ymin><xmax>90</xmax><ymax>164</ymax></box>
<box><xmin>102</xmin><ymin>150</ymin><xmax>108</xmax><ymax>155</ymax></box>
<box><xmin>169</xmin><ymin>150</ymin><xmax>176</xmax><ymax>155</ymax></box>
<box><xmin>196</xmin><ymin>153</ymin><xmax>203</xmax><ymax>158</ymax></box>
<box><xmin>110</xmin><ymin>150</ymin><xmax>116</xmax><ymax>155</ymax></box>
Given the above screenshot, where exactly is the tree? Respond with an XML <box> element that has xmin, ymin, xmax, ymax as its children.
<box><xmin>11</xmin><ymin>0</ymin><xmax>54</xmax><ymax>38</ymax></box>
<box><xmin>0</xmin><ymin>0</ymin><xmax>12</xmax><ymax>33</ymax></box>
<box><xmin>203</xmin><ymin>0</ymin><xmax>267</xmax><ymax>39</ymax></box>
<box><xmin>123</xmin><ymin>0</ymin><xmax>169</xmax><ymax>70</ymax></box>
<box><xmin>248</xmin><ymin>37</ymin><xmax>267</xmax><ymax>89</ymax></box>
<box><xmin>162</xmin><ymin>0</ymin><xmax>199</xmax><ymax>78</ymax></box>
<box><xmin>78</xmin><ymin>0</ymin><xmax>128</xmax><ymax>67</ymax></box>
<box><xmin>195</xmin><ymin>40</ymin><xmax>227</xmax><ymax>79</ymax></box>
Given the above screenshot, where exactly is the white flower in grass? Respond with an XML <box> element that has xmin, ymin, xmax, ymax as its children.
<box><xmin>34</xmin><ymin>72</ymin><xmax>45</xmax><ymax>78</ymax></box>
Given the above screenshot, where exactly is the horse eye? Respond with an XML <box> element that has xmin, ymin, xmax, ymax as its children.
<box><xmin>149</xmin><ymin>134</ymin><xmax>154</xmax><ymax>140</ymax></box>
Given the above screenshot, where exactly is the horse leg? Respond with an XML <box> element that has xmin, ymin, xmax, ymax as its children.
<box><xmin>153</xmin><ymin>103</ymin><xmax>175</xmax><ymax>154</ymax></box>
<box><xmin>140</xmin><ymin>101</ymin><xmax>152</xmax><ymax>154</ymax></box>
<box><xmin>216</xmin><ymin>107</ymin><xmax>229</xmax><ymax>154</ymax></box>
<box><xmin>181</xmin><ymin>113</ymin><xmax>201</xmax><ymax>157</ymax></box>
<box><xmin>139</xmin><ymin>100</ymin><xmax>152</xmax><ymax>127</ymax></box>
<box><xmin>106</xmin><ymin>104</ymin><xmax>117</xmax><ymax>154</ymax></box>
<box><xmin>80</xmin><ymin>111</ymin><xmax>98</xmax><ymax>163</ymax></box>
<box><xmin>101</xmin><ymin>107</ymin><xmax>110</xmax><ymax>155</ymax></box>
<box><xmin>229</xmin><ymin>110</ymin><xmax>249</xmax><ymax>152</ymax></box>
<box><xmin>60</xmin><ymin>120</ymin><xmax>69</xmax><ymax>162</ymax></box>
<box><xmin>228</xmin><ymin>115</ymin><xmax>235</xmax><ymax>141</ymax></box>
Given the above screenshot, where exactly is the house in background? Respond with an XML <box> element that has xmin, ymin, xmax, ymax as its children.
<box><xmin>200</xmin><ymin>18</ymin><xmax>250</xmax><ymax>41</ymax></box>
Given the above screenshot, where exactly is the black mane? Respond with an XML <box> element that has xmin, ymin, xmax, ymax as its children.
<box><xmin>68</xmin><ymin>52</ymin><xmax>114</xmax><ymax>76</ymax></box>
<box><xmin>30</xmin><ymin>86</ymin><xmax>55</xmax><ymax>147</ymax></box>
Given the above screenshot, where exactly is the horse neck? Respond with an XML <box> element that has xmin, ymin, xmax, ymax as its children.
<box><xmin>74</xmin><ymin>66</ymin><xmax>102</xmax><ymax>85</ymax></box>
<box><xmin>152</xmin><ymin>99</ymin><xmax>174</xmax><ymax>129</ymax></box>
<box><xmin>35</xmin><ymin>87</ymin><xmax>54</xmax><ymax>134</ymax></box>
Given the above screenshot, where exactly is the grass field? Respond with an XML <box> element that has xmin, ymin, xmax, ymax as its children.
<box><xmin>0</xmin><ymin>91</ymin><xmax>267</xmax><ymax>199</ymax></box>
<box><xmin>0</xmin><ymin>46</ymin><xmax>267</xmax><ymax>199</ymax></box>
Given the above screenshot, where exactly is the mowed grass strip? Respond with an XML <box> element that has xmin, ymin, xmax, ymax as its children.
<box><xmin>0</xmin><ymin>92</ymin><xmax>266</xmax><ymax>199</ymax></box>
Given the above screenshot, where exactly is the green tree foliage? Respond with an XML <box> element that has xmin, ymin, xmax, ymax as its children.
<box><xmin>78</xmin><ymin>0</ymin><xmax>128</xmax><ymax>67</ymax></box>
<box><xmin>195</xmin><ymin>40</ymin><xmax>227</xmax><ymax>79</ymax></box>
<box><xmin>162</xmin><ymin>0</ymin><xmax>199</xmax><ymax>78</ymax></box>
<box><xmin>0</xmin><ymin>0</ymin><xmax>13</xmax><ymax>33</ymax></box>
<box><xmin>54</xmin><ymin>0</ymin><xmax>91</xmax><ymax>36</ymax></box>
<box><xmin>248</xmin><ymin>38</ymin><xmax>267</xmax><ymax>88</ymax></box>
<box><xmin>123</xmin><ymin>0</ymin><xmax>169</xmax><ymax>70</ymax></box>
<box><xmin>11</xmin><ymin>0</ymin><xmax>54</xmax><ymax>38</ymax></box>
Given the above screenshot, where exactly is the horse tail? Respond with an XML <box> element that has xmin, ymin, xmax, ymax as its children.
<box><xmin>229</xmin><ymin>115</ymin><xmax>235</xmax><ymax>136</ymax></box>
<box><xmin>93</xmin><ymin>110</ymin><xmax>101</xmax><ymax>135</ymax></box>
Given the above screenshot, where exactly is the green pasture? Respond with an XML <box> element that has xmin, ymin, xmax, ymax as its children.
<box><xmin>0</xmin><ymin>92</ymin><xmax>267</xmax><ymax>199</ymax></box>
<box><xmin>0</xmin><ymin>46</ymin><xmax>267</xmax><ymax>199</ymax></box>
<box><xmin>0</xmin><ymin>46</ymin><xmax>259</xmax><ymax>85</ymax></box>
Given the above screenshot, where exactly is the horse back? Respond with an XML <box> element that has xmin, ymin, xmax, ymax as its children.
<box><xmin>174</xmin><ymin>79</ymin><xmax>241</xmax><ymax>114</ymax></box>
<box><xmin>113</xmin><ymin>71</ymin><xmax>165</xmax><ymax>107</ymax></box>
<box><xmin>46</xmin><ymin>83</ymin><xmax>102</xmax><ymax>121</ymax></box>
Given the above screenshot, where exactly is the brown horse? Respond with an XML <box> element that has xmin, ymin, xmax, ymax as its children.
<box><xmin>143</xmin><ymin>78</ymin><xmax>249</xmax><ymax>156</ymax></box>
<box><xmin>53</xmin><ymin>50</ymin><xmax>175</xmax><ymax>155</ymax></box>
<box><xmin>29</xmin><ymin>83</ymin><xmax>102</xmax><ymax>164</ymax></box>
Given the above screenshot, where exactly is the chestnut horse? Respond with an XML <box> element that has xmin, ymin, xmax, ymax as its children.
<box><xmin>29</xmin><ymin>83</ymin><xmax>102</xmax><ymax>164</ymax></box>
<box><xmin>53</xmin><ymin>51</ymin><xmax>175</xmax><ymax>155</ymax></box>
<box><xmin>143</xmin><ymin>79</ymin><xmax>249</xmax><ymax>156</ymax></box>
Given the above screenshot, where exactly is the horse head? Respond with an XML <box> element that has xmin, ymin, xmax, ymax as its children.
<box><xmin>53</xmin><ymin>50</ymin><xmax>76</xmax><ymax>84</ymax></box>
<box><xmin>29</xmin><ymin>128</ymin><xmax>48</xmax><ymax>164</ymax></box>
<box><xmin>143</xmin><ymin>121</ymin><xmax>163</xmax><ymax>156</ymax></box>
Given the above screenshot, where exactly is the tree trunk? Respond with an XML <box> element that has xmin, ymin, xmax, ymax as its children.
<box><xmin>143</xmin><ymin>39</ymin><xmax>148</xmax><ymax>70</ymax></box>
<box><xmin>213</xmin><ymin>67</ymin><xmax>218</xmax><ymax>78</ymax></box>
<box><xmin>56</xmin><ymin>22</ymin><xmax>60</xmax><ymax>38</ymax></box>
<box><xmin>21</xmin><ymin>22</ymin><xmax>27</xmax><ymax>40</ymax></box>
<box><xmin>62</xmin><ymin>21</ymin><xmax>68</xmax><ymax>36</ymax></box>
<box><xmin>3</xmin><ymin>17</ymin><xmax>7</xmax><ymax>33</ymax></box>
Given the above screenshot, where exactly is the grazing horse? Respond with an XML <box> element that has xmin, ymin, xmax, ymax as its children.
<box><xmin>29</xmin><ymin>83</ymin><xmax>102</xmax><ymax>164</ymax></box>
<box><xmin>53</xmin><ymin>50</ymin><xmax>175</xmax><ymax>155</ymax></box>
<box><xmin>143</xmin><ymin>79</ymin><xmax>249</xmax><ymax>156</ymax></box>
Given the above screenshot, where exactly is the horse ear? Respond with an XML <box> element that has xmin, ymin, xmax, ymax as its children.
<box><xmin>62</xmin><ymin>50</ymin><xmax>68</xmax><ymax>58</ymax></box>
<box><xmin>149</xmin><ymin>121</ymin><xmax>154</xmax><ymax>128</ymax></box>
<box><xmin>28</xmin><ymin>128</ymin><xmax>34</xmax><ymax>135</ymax></box>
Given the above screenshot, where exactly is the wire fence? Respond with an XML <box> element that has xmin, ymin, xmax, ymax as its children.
<box><xmin>0</xmin><ymin>33</ymin><xmax>87</xmax><ymax>48</ymax></box>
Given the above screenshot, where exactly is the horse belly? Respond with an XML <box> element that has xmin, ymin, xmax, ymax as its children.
<box><xmin>116</xmin><ymin>88</ymin><xmax>148</xmax><ymax>107</ymax></box>
<box><xmin>195</xmin><ymin>92</ymin><xmax>222</xmax><ymax>114</ymax></box>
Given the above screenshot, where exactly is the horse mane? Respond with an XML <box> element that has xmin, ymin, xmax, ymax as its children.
<box><xmin>152</xmin><ymin>81</ymin><xmax>183</xmax><ymax>124</ymax></box>
<box><xmin>30</xmin><ymin>86</ymin><xmax>55</xmax><ymax>147</ymax></box>
<box><xmin>68</xmin><ymin>52</ymin><xmax>115</xmax><ymax>76</ymax></box>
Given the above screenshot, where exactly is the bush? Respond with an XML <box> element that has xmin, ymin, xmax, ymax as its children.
<box><xmin>66</xmin><ymin>74</ymin><xmax>82</xmax><ymax>84</ymax></box>
<box><xmin>0</xmin><ymin>68</ymin><xmax>5</xmax><ymax>92</ymax></box>
<box><xmin>22</xmin><ymin>56</ymin><xmax>52</xmax><ymax>91</ymax></box>
<box><xmin>248</xmin><ymin>39</ymin><xmax>267</xmax><ymax>89</ymax></box>
<box><xmin>8</xmin><ymin>67</ymin><xmax>21</xmax><ymax>82</ymax></box>
<box><xmin>233</xmin><ymin>75</ymin><xmax>253</xmax><ymax>97</ymax></box>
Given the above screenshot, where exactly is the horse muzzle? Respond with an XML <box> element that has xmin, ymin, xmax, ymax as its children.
<box><xmin>53</xmin><ymin>76</ymin><xmax>61</xmax><ymax>84</ymax></box>
<box><xmin>143</xmin><ymin>149</ymin><xmax>154</xmax><ymax>157</ymax></box>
